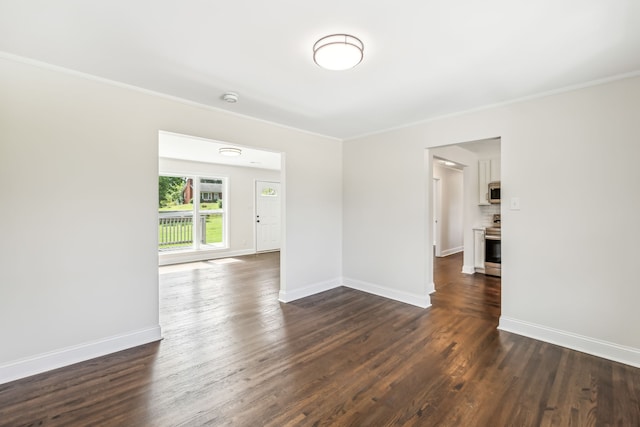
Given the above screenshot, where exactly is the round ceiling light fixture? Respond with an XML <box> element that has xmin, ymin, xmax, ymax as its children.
<box><xmin>222</xmin><ymin>92</ymin><xmax>238</xmax><ymax>103</ymax></box>
<box><xmin>313</xmin><ymin>34</ymin><xmax>364</xmax><ymax>71</ymax></box>
<box><xmin>219</xmin><ymin>147</ymin><xmax>242</xmax><ymax>157</ymax></box>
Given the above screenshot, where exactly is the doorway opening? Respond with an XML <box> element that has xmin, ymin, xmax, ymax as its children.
<box><xmin>432</xmin><ymin>157</ymin><xmax>464</xmax><ymax>258</ymax></box>
<box><xmin>427</xmin><ymin>138</ymin><xmax>501</xmax><ymax>296</ymax></box>
<box><xmin>158</xmin><ymin>131</ymin><xmax>284</xmax><ymax>295</ymax></box>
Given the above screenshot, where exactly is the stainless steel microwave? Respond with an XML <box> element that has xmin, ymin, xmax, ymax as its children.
<box><xmin>488</xmin><ymin>181</ymin><xmax>501</xmax><ymax>204</ymax></box>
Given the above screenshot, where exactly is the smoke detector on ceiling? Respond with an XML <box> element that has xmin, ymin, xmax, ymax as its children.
<box><xmin>222</xmin><ymin>92</ymin><xmax>238</xmax><ymax>103</ymax></box>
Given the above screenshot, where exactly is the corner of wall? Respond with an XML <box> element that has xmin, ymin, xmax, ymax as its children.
<box><xmin>343</xmin><ymin>277</ymin><xmax>431</xmax><ymax>309</ymax></box>
<box><xmin>461</xmin><ymin>265</ymin><xmax>475</xmax><ymax>274</ymax></box>
<box><xmin>278</xmin><ymin>278</ymin><xmax>342</xmax><ymax>303</ymax></box>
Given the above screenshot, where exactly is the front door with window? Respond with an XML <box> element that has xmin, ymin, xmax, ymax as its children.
<box><xmin>256</xmin><ymin>181</ymin><xmax>281</xmax><ymax>252</ymax></box>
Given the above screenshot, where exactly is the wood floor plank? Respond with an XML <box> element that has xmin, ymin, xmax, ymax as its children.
<box><xmin>1</xmin><ymin>251</ymin><xmax>640</xmax><ymax>426</ymax></box>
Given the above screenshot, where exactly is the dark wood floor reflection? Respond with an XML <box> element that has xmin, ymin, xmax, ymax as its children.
<box><xmin>1</xmin><ymin>252</ymin><xmax>639</xmax><ymax>426</ymax></box>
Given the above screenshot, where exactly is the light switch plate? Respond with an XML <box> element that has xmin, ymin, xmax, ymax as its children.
<box><xmin>510</xmin><ymin>197</ymin><xmax>521</xmax><ymax>210</ymax></box>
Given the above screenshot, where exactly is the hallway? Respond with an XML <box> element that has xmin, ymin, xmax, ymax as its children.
<box><xmin>432</xmin><ymin>251</ymin><xmax>501</xmax><ymax>321</ymax></box>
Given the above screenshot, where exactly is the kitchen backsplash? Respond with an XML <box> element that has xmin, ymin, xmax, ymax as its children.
<box><xmin>480</xmin><ymin>204</ymin><xmax>501</xmax><ymax>226</ymax></box>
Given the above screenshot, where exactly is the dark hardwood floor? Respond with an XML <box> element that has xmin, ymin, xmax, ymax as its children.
<box><xmin>1</xmin><ymin>252</ymin><xmax>639</xmax><ymax>426</ymax></box>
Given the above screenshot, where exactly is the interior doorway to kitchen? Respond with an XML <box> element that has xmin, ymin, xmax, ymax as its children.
<box><xmin>427</xmin><ymin>137</ymin><xmax>501</xmax><ymax>296</ymax></box>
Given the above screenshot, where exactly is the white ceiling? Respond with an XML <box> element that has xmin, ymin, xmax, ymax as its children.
<box><xmin>1</xmin><ymin>1</ymin><xmax>639</xmax><ymax>140</ymax></box>
<box><xmin>159</xmin><ymin>132</ymin><xmax>281</xmax><ymax>171</ymax></box>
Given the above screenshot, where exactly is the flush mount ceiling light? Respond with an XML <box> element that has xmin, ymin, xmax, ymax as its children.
<box><xmin>313</xmin><ymin>34</ymin><xmax>364</xmax><ymax>71</ymax></box>
<box><xmin>222</xmin><ymin>92</ymin><xmax>238</xmax><ymax>103</ymax></box>
<box><xmin>219</xmin><ymin>147</ymin><xmax>242</xmax><ymax>157</ymax></box>
<box><xmin>438</xmin><ymin>159</ymin><xmax>457</xmax><ymax>167</ymax></box>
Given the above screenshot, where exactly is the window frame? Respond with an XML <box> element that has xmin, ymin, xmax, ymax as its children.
<box><xmin>158</xmin><ymin>173</ymin><xmax>228</xmax><ymax>252</ymax></box>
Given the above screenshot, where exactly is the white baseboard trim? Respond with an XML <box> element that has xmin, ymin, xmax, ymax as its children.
<box><xmin>499</xmin><ymin>316</ymin><xmax>640</xmax><ymax>369</ymax></box>
<box><xmin>0</xmin><ymin>325</ymin><xmax>162</xmax><ymax>385</ymax></box>
<box><xmin>461</xmin><ymin>265</ymin><xmax>475</xmax><ymax>274</ymax></box>
<box><xmin>278</xmin><ymin>278</ymin><xmax>342</xmax><ymax>303</ymax></box>
<box><xmin>256</xmin><ymin>249</ymin><xmax>280</xmax><ymax>254</ymax></box>
<box><xmin>159</xmin><ymin>248</ymin><xmax>256</xmax><ymax>266</ymax></box>
<box><xmin>440</xmin><ymin>246</ymin><xmax>464</xmax><ymax>257</ymax></box>
<box><xmin>342</xmin><ymin>277</ymin><xmax>431</xmax><ymax>309</ymax></box>
<box><xmin>427</xmin><ymin>282</ymin><xmax>436</xmax><ymax>295</ymax></box>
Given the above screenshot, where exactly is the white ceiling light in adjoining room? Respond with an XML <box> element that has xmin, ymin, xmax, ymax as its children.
<box><xmin>219</xmin><ymin>147</ymin><xmax>242</xmax><ymax>157</ymax></box>
<box><xmin>313</xmin><ymin>34</ymin><xmax>364</xmax><ymax>71</ymax></box>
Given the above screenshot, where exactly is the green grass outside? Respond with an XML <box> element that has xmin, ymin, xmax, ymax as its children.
<box><xmin>159</xmin><ymin>202</ymin><xmax>220</xmax><ymax>211</ymax></box>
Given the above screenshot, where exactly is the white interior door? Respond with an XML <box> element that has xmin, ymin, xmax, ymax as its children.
<box><xmin>433</xmin><ymin>178</ymin><xmax>442</xmax><ymax>257</ymax></box>
<box><xmin>256</xmin><ymin>181</ymin><xmax>281</xmax><ymax>252</ymax></box>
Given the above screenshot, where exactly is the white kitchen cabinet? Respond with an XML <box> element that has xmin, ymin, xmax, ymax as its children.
<box><xmin>474</xmin><ymin>228</ymin><xmax>485</xmax><ymax>272</ymax></box>
<box><xmin>490</xmin><ymin>157</ymin><xmax>501</xmax><ymax>182</ymax></box>
<box><xmin>478</xmin><ymin>160</ymin><xmax>491</xmax><ymax>205</ymax></box>
<box><xmin>478</xmin><ymin>157</ymin><xmax>501</xmax><ymax>205</ymax></box>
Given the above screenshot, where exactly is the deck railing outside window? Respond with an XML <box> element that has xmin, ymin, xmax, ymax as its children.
<box><xmin>158</xmin><ymin>211</ymin><xmax>222</xmax><ymax>249</ymax></box>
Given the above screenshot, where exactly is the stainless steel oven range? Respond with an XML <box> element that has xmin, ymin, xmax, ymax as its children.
<box><xmin>484</xmin><ymin>214</ymin><xmax>501</xmax><ymax>277</ymax></box>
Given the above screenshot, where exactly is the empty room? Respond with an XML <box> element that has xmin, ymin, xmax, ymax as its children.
<box><xmin>1</xmin><ymin>1</ymin><xmax>640</xmax><ymax>425</ymax></box>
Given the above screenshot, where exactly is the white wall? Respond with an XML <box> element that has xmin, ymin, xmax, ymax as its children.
<box><xmin>0</xmin><ymin>56</ymin><xmax>342</xmax><ymax>383</ymax></box>
<box><xmin>432</xmin><ymin>163</ymin><xmax>464</xmax><ymax>257</ymax></box>
<box><xmin>343</xmin><ymin>75</ymin><xmax>640</xmax><ymax>367</ymax></box>
<box><xmin>158</xmin><ymin>158</ymin><xmax>280</xmax><ymax>264</ymax></box>
<box><xmin>342</xmin><ymin>131</ymin><xmax>431</xmax><ymax>307</ymax></box>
